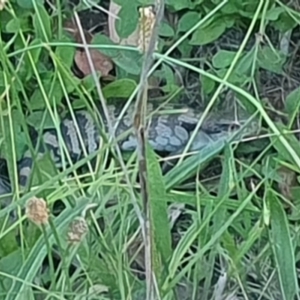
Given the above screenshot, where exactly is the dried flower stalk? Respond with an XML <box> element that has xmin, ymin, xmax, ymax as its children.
<box><xmin>138</xmin><ymin>6</ymin><xmax>157</xmax><ymax>53</ymax></box>
<box><xmin>0</xmin><ymin>0</ymin><xmax>7</xmax><ymax>11</ymax></box>
<box><xmin>133</xmin><ymin>1</ymin><xmax>164</xmax><ymax>299</ymax></box>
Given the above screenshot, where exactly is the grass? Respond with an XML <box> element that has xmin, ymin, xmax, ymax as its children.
<box><xmin>0</xmin><ymin>0</ymin><xmax>300</xmax><ymax>299</ymax></box>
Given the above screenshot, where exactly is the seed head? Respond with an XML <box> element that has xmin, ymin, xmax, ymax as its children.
<box><xmin>25</xmin><ymin>197</ymin><xmax>49</xmax><ymax>226</ymax></box>
<box><xmin>67</xmin><ymin>217</ymin><xmax>88</xmax><ymax>244</ymax></box>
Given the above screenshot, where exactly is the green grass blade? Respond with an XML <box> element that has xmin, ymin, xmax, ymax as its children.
<box><xmin>165</xmin><ymin>139</ymin><xmax>225</xmax><ymax>190</ymax></box>
<box><xmin>146</xmin><ymin>143</ymin><xmax>172</xmax><ymax>283</ymax></box>
<box><xmin>268</xmin><ymin>190</ymin><xmax>299</xmax><ymax>300</ymax></box>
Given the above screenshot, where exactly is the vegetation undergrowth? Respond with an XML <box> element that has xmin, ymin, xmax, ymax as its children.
<box><xmin>0</xmin><ymin>0</ymin><xmax>300</xmax><ymax>299</ymax></box>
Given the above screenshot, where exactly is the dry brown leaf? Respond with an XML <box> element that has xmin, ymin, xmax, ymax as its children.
<box><xmin>64</xmin><ymin>18</ymin><xmax>114</xmax><ymax>77</ymax></box>
<box><xmin>108</xmin><ymin>0</ymin><xmax>139</xmax><ymax>46</ymax></box>
<box><xmin>75</xmin><ymin>49</ymin><xmax>113</xmax><ymax>77</ymax></box>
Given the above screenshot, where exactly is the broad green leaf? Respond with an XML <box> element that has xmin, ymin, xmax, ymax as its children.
<box><xmin>91</xmin><ymin>34</ymin><xmax>118</xmax><ymax>57</ymax></box>
<box><xmin>137</xmin><ymin>0</ymin><xmax>155</xmax><ymax>5</ymax></box>
<box><xmin>17</xmin><ymin>0</ymin><xmax>44</xmax><ymax>9</ymax></box>
<box><xmin>238</xmin><ymin>0</ymin><xmax>261</xmax><ymax>18</ymax></box>
<box><xmin>212</xmin><ymin>50</ymin><xmax>236</xmax><ymax>69</ymax></box>
<box><xmin>161</xmin><ymin>84</ymin><xmax>183</xmax><ymax>95</ymax></box>
<box><xmin>272</xmin><ymin>11</ymin><xmax>297</xmax><ymax>33</ymax></box>
<box><xmin>159</xmin><ymin>21</ymin><xmax>174</xmax><ymax>37</ymax></box>
<box><xmin>201</xmin><ymin>72</ymin><xmax>216</xmax><ymax>94</ymax></box>
<box><xmin>166</xmin><ymin>0</ymin><xmax>203</xmax><ymax>10</ymax></box>
<box><xmin>5</xmin><ymin>19</ymin><xmax>21</xmax><ymax>33</ymax></box>
<box><xmin>220</xmin><ymin>1</ymin><xmax>240</xmax><ymax>14</ymax></box>
<box><xmin>92</xmin><ymin>34</ymin><xmax>142</xmax><ymax>75</ymax></box>
<box><xmin>257</xmin><ymin>46</ymin><xmax>286</xmax><ymax>74</ymax></box>
<box><xmin>234</xmin><ymin>49</ymin><xmax>254</xmax><ymax>76</ymax></box>
<box><xmin>165</xmin><ymin>0</ymin><xmax>189</xmax><ymax>10</ymax></box>
<box><xmin>268</xmin><ymin>190</ymin><xmax>298</xmax><ymax>300</ymax></box>
<box><xmin>30</xmin><ymin>82</ymin><xmax>56</xmax><ymax>110</ymax></box>
<box><xmin>19</xmin><ymin>38</ymin><xmax>43</xmax><ymax>81</ymax></box>
<box><xmin>30</xmin><ymin>76</ymin><xmax>76</xmax><ymax>110</ymax></box>
<box><xmin>285</xmin><ymin>87</ymin><xmax>300</xmax><ymax>119</ymax></box>
<box><xmin>78</xmin><ymin>73</ymin><xmax>101</xmax><ymax>92</ymax></box>
<box><xmin>178</xmin><ymin>11</ymin><xmax>200</xmax><ymax>32</ymax></box>
<box><xmin>27</xmin><ymin>39</ymin><xmax>43</xmax><ymax>64</ymax></box>
<box><xmin>103</xmin><ymin>79</ymin><xmax>137</xmax><ymax>99</ymax></box>
<box><xmin>154</xmin><ymin>64</ymin><xmax>175</xmax><ymax>92</ymax></box>
<box><xmin>114</xmin><ymin>0</ymin><xmax>139</xmax><ymax>6</ymax></box>
<box><xmin>58</xmin><ymin>74</ymin><xmax>79</xmax><ymax>98</ymax></box>
<box><xmin>216</xmin><ymin>68</ymin><xmax>249</xmax><ymax>85</ymax></box>
<box><xmin>113</xmin><ymin>51</ymin><xmax>142</xmax><ymax>75</ymax></box>
<box><xmin>190</xmin><ymin>19</ymin><xmax>227</xmax><ymax>45</ymax></box>
<box><xmin>26</xmin><ymin>110</ymin><xmax>55</xmax><ymax>129</ymax></box>
<box><xmin>54</xmin><ymin>37</ymin><xmax>76</xmax><ymax>69</ymax></box>
<box><xmin>32</xmin><ymin>3</ymin><xmax>52</xmax><ymax>42</ymax></box>
<box><xmin>177</xmin><ymin>39</ymin><xmax>192</xmax><ymax>57</ymax></box>
<box><xmin>115</xmin><ymin>5</ymin><xmax>139</xmax><ymax>39</ymax></box>
<box><xmin>0</xmin><ymin>11</ymin><xmax>13</xmax><ymax>32</ymax></box>
<box><xmin>265</xmin><ymin>7</ymin><xmax>285</xmax><ymax>21</ymax></box>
